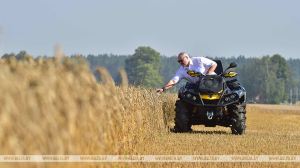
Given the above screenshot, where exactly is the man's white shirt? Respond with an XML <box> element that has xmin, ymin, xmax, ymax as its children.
<box><xmin>172</xmin><ymin>57</ymin><xmax>217</xmax><ymax>84</ymax></box>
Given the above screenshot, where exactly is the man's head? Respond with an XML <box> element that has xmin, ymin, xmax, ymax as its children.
<box><xmin>178</xmin><ymin>52</ymin><xmax>189</xmax><ymax>67</ymax></box>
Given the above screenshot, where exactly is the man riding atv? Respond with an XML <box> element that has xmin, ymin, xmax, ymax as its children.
<box><xmin>156</xmin><ymin>52</ymin><xmax>217</xmax><ymax>93</ymax></box>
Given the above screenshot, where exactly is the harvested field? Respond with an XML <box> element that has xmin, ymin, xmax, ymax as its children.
<box><xmin>0</xmin><ymin>53</ymin><xmax>299</xmax><ymax>167</ymax></box>
<box><xmin>249</xmin><ymin>104</ymin><xmax>300</xmax><ymax>114</ymax></box>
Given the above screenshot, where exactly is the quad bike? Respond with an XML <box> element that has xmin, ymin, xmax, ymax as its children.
<box><xmin>174</xmin><ymin>60</ymin><xmax>246</xmax><ymax>135</ymax></box>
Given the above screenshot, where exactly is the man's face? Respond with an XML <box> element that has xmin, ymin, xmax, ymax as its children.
<box><xmin>178</xmin><ymin>55</ymin><xmax>188</xmax><ymax>66</ymax></box>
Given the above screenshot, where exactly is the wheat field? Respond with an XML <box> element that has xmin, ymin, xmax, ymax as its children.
<box><xmin>0</xmin><ymin>51</ymin><xmax>299</xmax><ymax>167</ymax></box>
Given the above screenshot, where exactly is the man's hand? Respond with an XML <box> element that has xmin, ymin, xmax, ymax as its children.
<box><xmin>156</xmin><ymin>88</ymin><xmax>164</xmax><ymax>93</ymax></box>
<box><xmin>205</xmin><ymin>63</ymin><xmax>217</xmax><ymax>75</ymax></box>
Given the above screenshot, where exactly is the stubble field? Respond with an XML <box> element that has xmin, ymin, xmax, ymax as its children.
<box><xmin>0</xmin><ymin>53</ymin><xmax>299</xmax><ymax>167</ymax></box>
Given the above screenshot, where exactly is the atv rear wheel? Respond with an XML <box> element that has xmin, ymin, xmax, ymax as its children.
<box><xmin>229</xmin><ymin>102</ymin><xmax>246</xmax><ymax>135</ymax></box>
<box><xmin>174</xmin><ymin>100</ymin><xmax>191</xmax><ymax>133</ymax></box>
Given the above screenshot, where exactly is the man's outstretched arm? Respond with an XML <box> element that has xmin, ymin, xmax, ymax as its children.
<box><xmin>156</xmin><ymin>79</ymin><xmax>177</xmax><ymax>93</ymax></box>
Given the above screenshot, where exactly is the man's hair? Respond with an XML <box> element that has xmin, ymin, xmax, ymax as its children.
<box><xmin>178</xmin><ymin>52</ymin><xmax>189</xmax><ymax>58</ymax></box>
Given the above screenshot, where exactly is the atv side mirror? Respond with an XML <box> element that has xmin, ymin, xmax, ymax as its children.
<box><xmin>224</xmin><ymin>62</ymin><xmax>237</xmax><ymax>73</ymax></box>
<box><xmin>229</xmin><ymin>62</ymin><xmax>237</xmax><ymax>69</ymax></box>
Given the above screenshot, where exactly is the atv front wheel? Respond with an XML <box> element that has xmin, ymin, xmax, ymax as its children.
<box><xmin>229</xmin><ymin>102</ymin><xmax>246</xmax><ymax>135</ymax></box>
<box><xmin>174</xmin><ymin>100</ymin><xmax>191</xmax><ymax>133</ymax></box>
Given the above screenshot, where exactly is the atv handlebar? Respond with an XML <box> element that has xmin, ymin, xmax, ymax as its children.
<box><xmin>187</xmin><ymin>71</ymin><xmax>205</xmax><ymax>77</ymax></box>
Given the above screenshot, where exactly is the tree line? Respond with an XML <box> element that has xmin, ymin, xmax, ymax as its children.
<box><xmin>2</xmin><ymin>47</ymin><xmax>299</xmax><ymax>104</ymax></box>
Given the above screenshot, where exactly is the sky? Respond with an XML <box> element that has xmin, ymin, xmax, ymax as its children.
<box><xmin>1</xmin><ymin>0</ymin><xmax>300</xmax><ymax>59</ymax></box>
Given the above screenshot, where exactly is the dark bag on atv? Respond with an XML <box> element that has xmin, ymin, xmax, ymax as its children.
<box><xmin>198</xmin><ymin>75</ymin><xmax>224</xmax><ymax>94</ymax></box>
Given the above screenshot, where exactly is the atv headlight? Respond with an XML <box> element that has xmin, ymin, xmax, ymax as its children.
<box><xmin>186</xmin><ymin>93</ymin><xmax>191</xmax><ymax>99</ymax></box>
<box><xmin>225</xmin><ymin>97</ymin><xmax>230</xmax><ymax>101</ymax></box>
<box><xmin>193</xmin><ymin>96</ymin><xmax>196</xmax><ymax>100</ymax></box>
<box><xmin>230</xmin><ymin>94</ymin><xmax>235</xmax><ymax>99</ymax></box>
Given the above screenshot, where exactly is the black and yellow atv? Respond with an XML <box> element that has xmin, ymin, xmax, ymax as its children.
<box><xmin>174</xmin><ymin>61</ymin><xmax>247</xmax><ymax>135</ymax></box>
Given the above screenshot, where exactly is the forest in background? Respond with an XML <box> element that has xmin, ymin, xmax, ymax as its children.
<box><xmin>1</xmin><ymin>47</ymin><xmax>300</xmax><ymax>104</ymax></box>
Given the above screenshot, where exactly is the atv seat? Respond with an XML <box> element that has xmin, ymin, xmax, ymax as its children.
<box><xmin>213</xmin><ymin>60</ymin><xmax>223</xmax><ymax>75</ymax></box>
